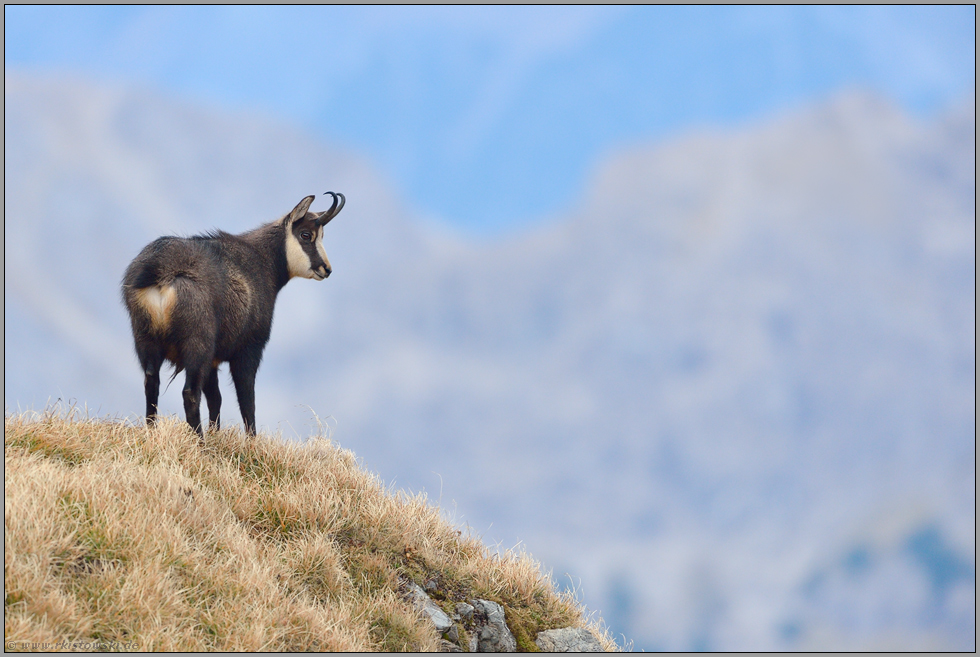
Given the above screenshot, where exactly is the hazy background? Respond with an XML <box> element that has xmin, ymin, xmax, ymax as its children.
<box><xmin>4</xmin><ymin>6</ymin><xmax>975</xmax><ymax>651</ymax></box>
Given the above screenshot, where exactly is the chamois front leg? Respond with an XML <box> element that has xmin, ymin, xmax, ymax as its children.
<box><xmin>203</xmin><ymin>366</ymin><xmax>221</xmax><ymax>432</ymax></box>
<box><xmin>230</xmin><ymin>352</ymin><xmax>261</xmax><ymax>436</ymax></box>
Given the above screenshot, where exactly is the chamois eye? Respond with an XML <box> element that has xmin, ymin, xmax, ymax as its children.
<box><xmin>300</xmin><ymin>231</ymin><xmax>313</xmax><ymax>242</ymax></box>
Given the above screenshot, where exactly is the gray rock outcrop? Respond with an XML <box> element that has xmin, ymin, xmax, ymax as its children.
<box><xmin>403</xmin><ymin>579</ymin><xmax>522</xmax><ymax>652</ymax></box>
<box><xmin>470</xmin><ymin>599</ymin><xmax>517</xmax><ymax>652</ymax></box>
<box><xmin>535</xmin><ymin>627</ymin><xmax>604</xmax><ymax>652</ymax></box>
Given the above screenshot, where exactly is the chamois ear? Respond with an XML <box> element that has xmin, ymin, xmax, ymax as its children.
<box><xmin>287</xmin><ymin>195</ymin><xmax>316</xmax><ymax>225</ymax></box>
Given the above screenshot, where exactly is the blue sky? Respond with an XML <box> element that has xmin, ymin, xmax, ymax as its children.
<box><xmin>4</xmin><ymin>5</ymin><xmax>975</xmax><ymax>235</ymax></box>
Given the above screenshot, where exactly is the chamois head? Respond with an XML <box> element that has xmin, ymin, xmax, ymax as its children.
<box><xmin>284</xmin><ymin>192</ymin><xmax>346</xmax><ymax>280</ymax></box>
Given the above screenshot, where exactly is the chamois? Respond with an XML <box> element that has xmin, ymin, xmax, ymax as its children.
<box><xmin>121</xmin><ymin>192</ymin><xmax>345</xmax><ymax>436</ymax></box>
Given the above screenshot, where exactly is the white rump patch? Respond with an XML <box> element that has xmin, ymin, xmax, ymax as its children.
<box><xmin>135</xmin><ymin>285</ymin><xmax>176</xmax><ymax>331</ymax></box>
<box><xmin>285</xmin><ymin>226</ymin><xmax>314</xmax><ymax>279</ymax></box>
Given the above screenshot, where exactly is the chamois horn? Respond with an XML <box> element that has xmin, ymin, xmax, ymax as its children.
<box><xmin>316</xmin><ymin>191</ymin><xmax>346</xmax><ymax>226</ymax></box>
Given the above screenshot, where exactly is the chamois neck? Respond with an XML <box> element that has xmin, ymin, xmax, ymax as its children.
<box><xmin>241</xmin><ymin>219</ymin><xmax>292</xmax><ymax>291</ymax></box>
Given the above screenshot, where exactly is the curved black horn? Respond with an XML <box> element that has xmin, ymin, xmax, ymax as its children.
<box><xmin>317</xmin><ymin>191</ymin><xmax>346</xmax><ymax>226</ymax></box>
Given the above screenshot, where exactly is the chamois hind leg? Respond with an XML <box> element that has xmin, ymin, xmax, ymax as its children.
<box><xmin>180</xmin><ymin>350</ymin><xmax>212</xmax><ymax>438</ymax></box>
<box><xmin>137</xmin><ymin>343</ymin><xmax>164</xmax><ymax>427</ymax></box>
<box><xmin>203</xmin><ymin>365</ymin><xmax>221</xmax><ymax>432</ymax></box>
<box><xmin>182</xmin><ymin>368</ymin><xmax>206</xmax><ymax>437</ymax></box>
<box><xmin>230</xmin><ymin>350</ymin><xmax>261</xmax><ymax>437</ymax></box>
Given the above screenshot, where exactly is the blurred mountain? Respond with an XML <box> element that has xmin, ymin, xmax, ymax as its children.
<box><xmin>4</xmin><ymin>71</ymin><xmax>975</xmax><ymax>650</ymax></box>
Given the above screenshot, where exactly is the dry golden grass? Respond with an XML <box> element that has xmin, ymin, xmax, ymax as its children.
<box><xmin>4</xmin><ymin>410</ymin><xmax>618</xmax><ymax>652</ymax></box>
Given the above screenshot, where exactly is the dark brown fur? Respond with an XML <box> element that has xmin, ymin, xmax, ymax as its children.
<box><xmin>121</xmin><ymin>195</ymin><xmax>342</xmax><ymax>436</ymax></box>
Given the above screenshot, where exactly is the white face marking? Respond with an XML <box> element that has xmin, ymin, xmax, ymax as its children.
<box><xmin>285</xmin><ymin>222</ymin><xmax>314</xmax><ymax>279</ymax></box>
<box><xmin>316</xmin><ymin>227</ymin><xmax>331</xmax><ymax>273</ymax></box>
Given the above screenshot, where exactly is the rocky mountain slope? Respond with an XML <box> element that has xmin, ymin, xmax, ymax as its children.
<box><xmin>5</xmin><ymin>413</ymin><xmax>615</xmax><ymax>652</ymax></box>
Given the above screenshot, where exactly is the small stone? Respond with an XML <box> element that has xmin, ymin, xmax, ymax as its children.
<box><xmin>425</xmin><ymin>578</ymin><xmax>439</xmax><ymax>592</ymax></box>
<box><xmin>439</xmin><ymin>638</ymin><xmax>462</xmax><ymax>652</ymax></box>
<box><xmin>406</xmin><ymin>581</ymin><xmax>453</xmax><ymax>633</ymax></box>
<box><xmin>535</xmin><ymin>627</ymin><xmax>604</xmax><ymax>652</ymax></box>
<box><xmin>445</xmin><ymin>624</ymin><xmax>459</xmax><ymax>644</ymax></box>
<box><xmin>456</xmin><ymin>602</ymin><xmax>474</xmax><ymax>621</ymax></box>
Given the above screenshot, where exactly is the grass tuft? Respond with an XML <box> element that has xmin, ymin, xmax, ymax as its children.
<box><xmin>4</xmin><ymin>411</ymin><xmax>619</xmax><ymax>652</ymax></box>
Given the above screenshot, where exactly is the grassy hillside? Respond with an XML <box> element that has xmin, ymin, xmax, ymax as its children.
<box><xmin>4</xmin><ymin>412</ymin><xmax>617</xmax><ymax>652</ymax></box>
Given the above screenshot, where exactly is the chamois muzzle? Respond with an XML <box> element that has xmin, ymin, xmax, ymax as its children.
<box><xmin>316</xmin><ymin>191</ymin><xmax>346</xmax><ymax>226</ymax></box>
